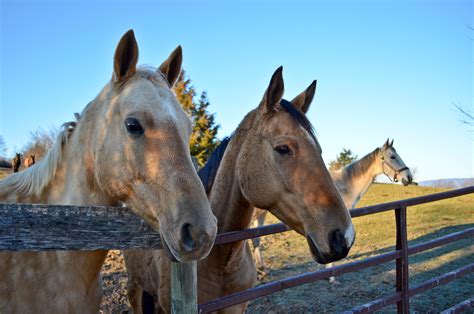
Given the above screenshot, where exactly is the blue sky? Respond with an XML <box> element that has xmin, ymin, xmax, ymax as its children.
<box><xmin>1</xmin><ymin>0</ymin><xmax>472</xmax><ymax>181</ymax></box>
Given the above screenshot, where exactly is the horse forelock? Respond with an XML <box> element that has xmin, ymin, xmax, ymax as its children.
<box><xmin>280</xmin><ymin>99</ymin><xmax>317</xmax><ymax>143</ymax></box>
<box><xmin>0</xmin><ymin>121</ymin><xmax>77</xmax><ymax>198</ymax></box>
<box><xmin>114</xmin><ymin>67</ymin><xmax>170</xmax><ymax>91</ymax></box>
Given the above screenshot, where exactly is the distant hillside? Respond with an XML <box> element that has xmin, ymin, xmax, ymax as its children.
<box><xmin>419</xmin><ymin>178</ymin><xmax>474</xmax><ymax>189</ymax></box>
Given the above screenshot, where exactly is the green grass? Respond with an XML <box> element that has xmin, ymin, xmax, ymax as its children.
<box><xmin>248</xmin><ymin>183</ymin><xmax>473</xmax><ymax>313</ymax></box>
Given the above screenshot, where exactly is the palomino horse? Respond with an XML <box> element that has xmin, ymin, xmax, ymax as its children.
<box><xmin>24</xmin><ymin>154</ymin><xmax>36</xmax><ymax>168</ymax></box>
<box><xmin>0</xmin><ymin>30</ymin><xmax>217</xmax><ymax>313</ymax></box>
<box><xmin>124</xmin><ymin>67</ymin><xmax>355</xmax><ymax>313</ymax></box>
<box><xmin>252</xmin><ymin>139</ymin><xmax>412</xmax><ymax>279</ymax></box>
<box><xmin>11</xmin><ymin>153</ymin><xmax>21</xmax><ymax>173</ymax></box>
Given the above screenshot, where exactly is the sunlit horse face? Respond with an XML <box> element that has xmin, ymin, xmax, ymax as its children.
<box><xmin>93</xmin><ymin>31</ymin><xmax>217</xmax><ymax>262</ymax></box>
<box><xmin>378</xmin><ymin>139</ymin><xmax>413</xmax><ymax>186</ymax></box>
<box><xmin>237</xmin><ymin>68</ymin><xmax>355</xmax><ymax>264</ymax></box>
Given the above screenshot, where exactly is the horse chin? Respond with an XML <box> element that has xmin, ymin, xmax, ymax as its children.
<box><xmin>161</xmin><ymin>236</ymin><xmax>179</xmax><ymax>262</ymax></box>
<box><xmin>401</xmin><ymin>178</ymin><xmax>410</xmax><ymax>186</ymax></box>
<box><xmin>306</xmin><ymin>236</ymin><xmax>330</xmax><ymax>264</ymax></box>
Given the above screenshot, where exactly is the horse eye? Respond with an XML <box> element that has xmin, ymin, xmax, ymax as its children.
<box><xmin>274</xmin><ymin>145</ymin><xmax>292</xmax><ymax>156</ymax></box>
<box><xmin>124</xmin><ymin>118</ymin><xmax>144</xmax><ymax>136</ymax></box>
<box><xmin>390</xmin><ymin>156</ymin><xmax>396</xmax><ymax>160</ymax></box>
<box><xmin>381</xmin><ymin>156</ymin><xmax>385</xmax><ymax>161</ymax></box>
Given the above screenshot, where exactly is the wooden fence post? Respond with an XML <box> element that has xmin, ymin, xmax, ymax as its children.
<box><xmin>395</xmin><ymin>206</ymin><xmax>410</xmax><ymax>314</ymax></box>
<box><xmin>171</xmin><ymin>261</ymin><xmax>198</xmax><ymax>314</ymax></box>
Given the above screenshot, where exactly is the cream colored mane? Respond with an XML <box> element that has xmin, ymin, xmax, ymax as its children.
<box><xmin>0</xmin><ymin>120</ymin><xmax>78</xmax><ymax>198</ymax></box>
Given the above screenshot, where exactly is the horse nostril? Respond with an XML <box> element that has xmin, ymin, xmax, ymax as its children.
<box><xmin>180</xmin><ymin>223</ymin><xmax>196</xmax><ymax>252</ymax></box>
<box><xmin>330</xmin><ymin>229</ymin><xmax>348</xmax><ymax>256</ymax></box>
<box><xmin>408</xmin><ymin>175</ymin><xmax>413</xmax><ymax>183</ymax></box>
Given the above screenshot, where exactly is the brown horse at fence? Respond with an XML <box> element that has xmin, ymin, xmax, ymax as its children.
<box><xmin>124</xmin><ymin>67</ymin><xmax>355</xmax><ymax>313</ymax></box>
<box><xmin>0</xmin><ymin>30</ymin><xmax>217</xmax><ymax>313</ymax></box>
<box><xmin>252</xmin><ymin>139</ymin><xmax>413</xmax><ymax>281</ymax></box>
<box><xmin>11</xmin><ymin>153</ymin><xmax>21</xmax><ymax>173</ymax></box>
<box><xmin>24</xmin><ymin>154</ymin><xmax>36</xmax><ymax>168</ymax></box>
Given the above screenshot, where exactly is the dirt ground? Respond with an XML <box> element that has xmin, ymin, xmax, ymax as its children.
<box><xmin>100</xmin><ymin>251</ymin><xmax>131</xmax><ymax>313</ymax></box>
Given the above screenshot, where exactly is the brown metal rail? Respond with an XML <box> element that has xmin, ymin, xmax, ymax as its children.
<box><xmin>440</xmin><ymin>296</ymin><xmax>474</xmax><ymax>314</ymax></box>
<box><xmin>351</xmin><ymin>263</ymin><xmax>474</xmax><ymax>313</ymax></box>
<box><xmin>199</xmin><ymin>186</ymin><xmax>474</xmax><ymax>313</ymax></box>
<box><xmin>214</xmin><ymin>186</ymin><xmax>474</xmax><ymax>245</ymax></box>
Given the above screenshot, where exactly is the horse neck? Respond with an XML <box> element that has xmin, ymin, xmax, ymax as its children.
<box><xmin>57</xmin><ymin>106</ymin><xmax>118</xmax><ymax>207</ymax></box>
<box><xmin>41</xmin><ymin>115</ymin><xmax>114</xmax><ymax>282</ymax></box>
<box><xmin>207</xmin><ymin>131</ymin><xmax>256</xmax><ymax>269</ymax></box>
<box><xmin>210</xmin><ymin>133</ymin><xmax>254</xmax><ymax>233</ymax></box>
<box><xmin>0</xmin><ymin>124</ymin><xmax>111</xmax><ymax>289</ymax></box>
<box><xmin>337</xmin><ymin>149</ymin><xmax>381</xmax><ymax>208</ymax></box>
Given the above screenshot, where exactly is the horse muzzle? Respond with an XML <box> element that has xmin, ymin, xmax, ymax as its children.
<box><xmin>160</xmin><ymin>219</ymin><xmax>217</xmax><ymax>262</ymax></box>
<box><xmin>306</xmin><ymin>230</ymin><xmax>351</xmax><ymax>264</ymax></box>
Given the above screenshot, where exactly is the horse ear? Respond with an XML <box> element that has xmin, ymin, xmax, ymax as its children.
<box><xmin>291</xmin><ymin>80</ymin><xmax>317</xmax><ymax>113</ymax></box>
<box><xmin>260</xmin><ymin>66</ymin><xmax>284</xmax><ymax>113</ymax></box>
<box><xmin>390</xmin><ymin>139</ymin><xmax>394</xmax><ymax>147</ymax></box>
<box><xmin>383</xmin><ymin>138</ymin><xmax>390</xmax><ymax>149</ymax></box>
<box><xmin>158</xmin><ymin>46</ymin><xmax>183</xmax><ymax>87</ymax></box>
<box><xmin>113</xmin><ymin>30</ymin><xmax>139</xmax><ymax>82</ymax></box>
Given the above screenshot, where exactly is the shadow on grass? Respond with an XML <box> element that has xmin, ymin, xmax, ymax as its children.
<box><xmin>253</xmin><ymin>224</ymin><xmax>473</xmax><ymax>312</ymax></box>
<box><xmin>406</xmin><ymin>226</ymin><xmax>473</xmax><ymax>312</ymax></box>
<box><xmin>348</xmin><ymin>223</ymin><xmax>473</xmax><ymax>260</ymax></box>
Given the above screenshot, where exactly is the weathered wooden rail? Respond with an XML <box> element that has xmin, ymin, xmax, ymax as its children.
<box><xmin>0</xmin><ymin>186</ymin><xmax>473</xmax><ymax>313</ymax></box>
<box><xmin>0</xmin><ymin>203</ymin><xmax>162</xmax><ymax>250</ymax></box>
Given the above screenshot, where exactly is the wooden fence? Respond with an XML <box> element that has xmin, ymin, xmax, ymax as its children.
<box><xmin>1</xmin><ymin>186</ymin><xmax>473</xmax><ymax>313</ymax></box>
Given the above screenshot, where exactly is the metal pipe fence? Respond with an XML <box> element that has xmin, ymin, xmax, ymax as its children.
<box><xmin>199</xmin><ymin>186</ymin><xmax>474</xmax><ymax>313</ymax></box>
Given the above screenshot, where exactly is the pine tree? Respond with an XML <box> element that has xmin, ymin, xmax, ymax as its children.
<box><xmin>174</xmin><ymin>71</ymin><xmax>220</xmax><ymax>166</ymax></box>
<box><xmin>174</xmin><ymin>72</ymin><xmax>196</xmax><ymax>114</ymax></box>
<box><xmin>328</xmin><ymin>148</ymin><xmax>358</xmax><ymax>171</ymax></box>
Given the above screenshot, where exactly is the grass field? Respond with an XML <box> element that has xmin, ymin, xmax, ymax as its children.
<box><xmin>248</xmin><ymin>183</ymin><xmax>473</xmax><ymax>313</ymax></box>
<box><xmin>1</xmin><ymin>168</ymin><xmax>472</xmax><ymax>312</ymax></box>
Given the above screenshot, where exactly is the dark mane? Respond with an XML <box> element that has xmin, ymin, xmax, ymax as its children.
<box><xmin>198</xmin><ymin>137</ymin><xmax>231</xmax><ymax>194</ymax></box>
<box><xmin>280</xmin><ymin>99</ymin><xmax>317</xmax><ymax>142</ymax></box>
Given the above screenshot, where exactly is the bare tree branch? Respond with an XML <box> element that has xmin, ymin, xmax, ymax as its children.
<box><xmin>453</xmin><ymin>102</ymin><xmax>474</xmax><ymax>126</ymax></box>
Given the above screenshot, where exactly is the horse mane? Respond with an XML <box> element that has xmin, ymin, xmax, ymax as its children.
<box><xmin>0</xmin><ymin>120</ymin><xmax>78</xmax><ymax>198</ymax></box>
<box><xmin>343</xmin><ymin>147</ymin><xmax>380</xmax><ymax>179</ymax></box>
<box><xmin>280</xmin><ymin>99</ymin><xmax>317</xmax><ymax>142</ymax></box>
<box><xmin>198</xmin><ymin>137</ymin><xmax>231</xmax><ymax>194</ymax></box>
